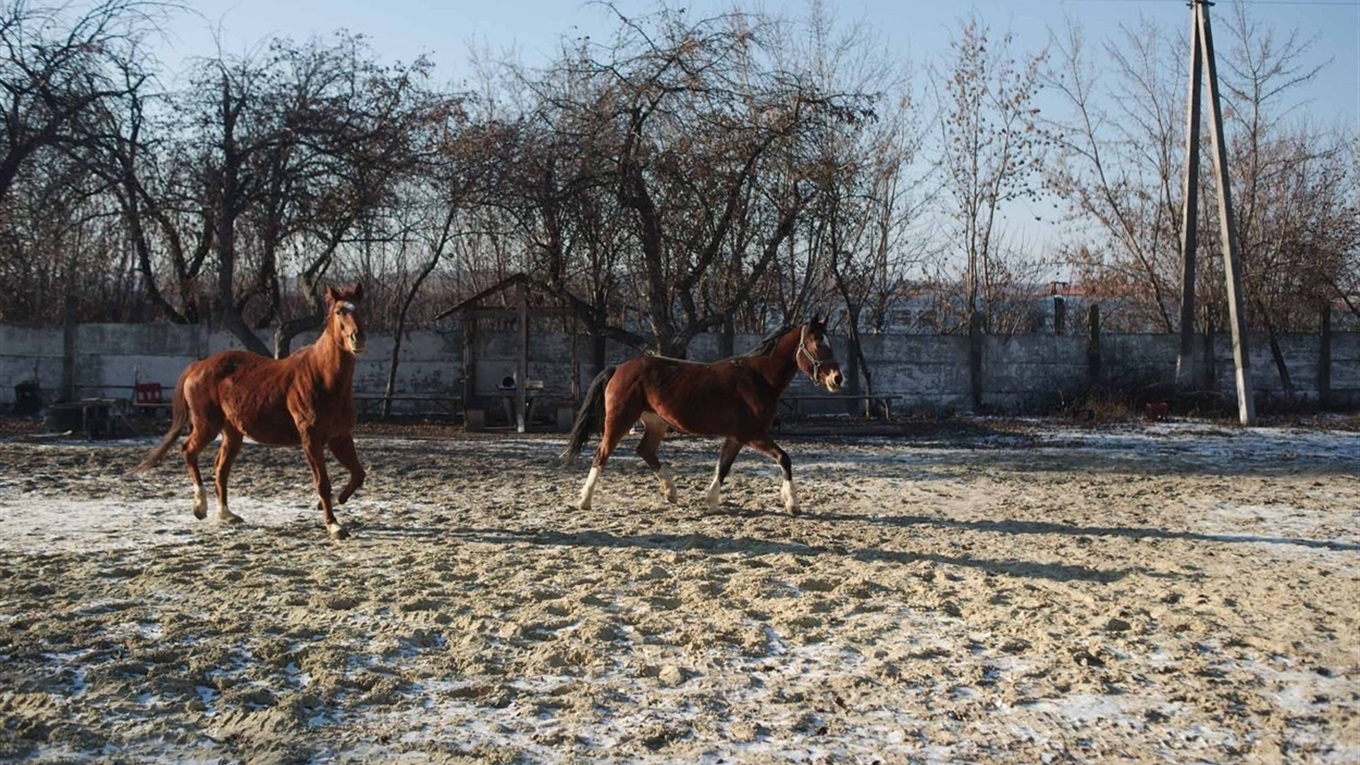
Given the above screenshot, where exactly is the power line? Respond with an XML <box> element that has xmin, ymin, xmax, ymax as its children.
<box><xmin>1063</xmin><ymin>1</ymin><xmax>1358</xmax><ymax>6</ymax></box>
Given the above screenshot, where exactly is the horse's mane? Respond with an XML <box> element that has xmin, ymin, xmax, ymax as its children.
<box><xmin>742</xmin><ymin>325</ymin><xmax>794</xmax><ymax>358</ymax></box>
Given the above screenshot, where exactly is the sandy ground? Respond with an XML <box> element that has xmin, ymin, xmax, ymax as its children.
<box><xmin>0</xmin><ymin>416</ymin><xmax>1357</xmax><ymax>764</ymax></box>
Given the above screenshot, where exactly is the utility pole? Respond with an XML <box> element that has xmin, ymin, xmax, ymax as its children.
<box><xmin>1177</xmin><ymin>0</ymin><xmax>1256</xmax><ymax>425</ymax></box>
<box><xmin>1175</xmin><ymin>4</ymin><xmax>1203</xmax><ymax>386</ymax></box>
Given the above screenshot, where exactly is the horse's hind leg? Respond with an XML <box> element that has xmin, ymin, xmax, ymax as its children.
<box><xmin>211</xmin><ymin>427</ymin><xmax>246</xmax><ymax>524</ymax></box>
<box><xmin>747</xmin><ymin>438</ymin><xmax>799</xmax><ymax>514</ymax></box>
<box><xmin>328</xmin><ymin>435</ymin><xmax>366</xmax><ymax>506</ymax></box>
<box><xmin>705</xmin><ymin>437</ymin><xmax>744</xmax><ymax>512</ymax></box>
<box><xmin>180</xmin><ymin>410</ymin><xmax>223</xmax><ymax>521</ymax></box>
<box><xmin>578</xmin><ymin>402</ymin><xmax>640</xmax><ymax>511</ymax></box>
<box><xmin>636</xmin><ymin>413</ymin><xmax>676</xmax><ymax>503</ymax></box>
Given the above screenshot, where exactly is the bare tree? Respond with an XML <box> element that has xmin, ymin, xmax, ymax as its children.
<box><xmin>1216</xmin><ymin>4</ymin><xmax>1341</xmax><ymax>398</ymax></box>
<box><xmin>784</xmin><ymin>0</ymin><xmax>931</xmax><ymax>402</ymax></box>
<box><xmin>933</xmin><ymin>15</ymin><xmax>1052</xmax><ymax>336</ymax></box>
<box><xmin>0</xmin><ymin>0</ymin><xmax>158</xmax><ymax>203</ymax></box>
<box><xmin>1049</xmin><ymin>4</ymin><xmax>1356</xmax><ymax>353</ymax></box>
<box><xmin>373</xmin><ymin>114</ymin><xmax>530</xmax><ymax>416</ymax></box>
<box><xmin>928</xmin><ymin>15</ymin><xmax>1053</xmax><ymax>409</ymax></box>
<box><xmin>516</xmin><ymin>3</ymin><xmax>874</xmax><ymax>356</ymax></box>
<box><xmin>1046</xmin><ymin>16</ymin><xmax>1186</xmax><ymax>332</ymax></box>
<box><xmin>93</xmin><ymin>34</ymin><xmax>439</xmax><ymax>353</ymax></box>
<box><xmin>0</xmin><ymin>0</ymin><xmax>164</xmax><ymax>323</ymax></box>
<box><xmin>0</xmin><ymin>144</ymin><xmax>123</xmax><ymax>322</ymax></box>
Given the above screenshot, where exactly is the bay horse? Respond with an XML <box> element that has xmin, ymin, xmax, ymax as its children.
<box><xmin>131</xmin><ymin>283</ymin><xmax>368</xmax><ymax>540</ymax></box>
<box><xmin>560</xmin><ymin>317</ymin><xmax>844</xmax><ymax>514</ymax></box>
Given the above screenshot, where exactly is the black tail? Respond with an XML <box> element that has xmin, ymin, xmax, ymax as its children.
<box><xmin>128</xmin><ymin>375</ymin><xmax>190</xmax><ymax>475</ymax></box>
<box><xmin>559</xmin><ymin>365</ymin><xmax>616</xmax><ymax>465</ymax></box>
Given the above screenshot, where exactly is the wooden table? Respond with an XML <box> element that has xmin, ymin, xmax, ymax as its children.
<box><xmin>46</xmin><ymin>398</ymin><xmax>129</xmax><ymax>439</ymax></box>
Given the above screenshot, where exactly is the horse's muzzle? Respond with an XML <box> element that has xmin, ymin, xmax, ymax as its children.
<box><xmin>350</xmin><ymin>334</ymin><xmax>366</xmax><ymax>355</ymax></box>
<box><xmin>823</xmin><ymin>367</ymin><xmax>844</xmax><ymax>392</ymax></box>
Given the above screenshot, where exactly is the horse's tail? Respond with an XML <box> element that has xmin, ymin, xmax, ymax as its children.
<box><xmin>129</xmin><ymin>375</ymin><xmax>191</xmax><ymax>475</ymax></box>
<box><xmin>559</xmin><ymin>365</ymin><xmax>616</xmax><ymax>465</ymax></box>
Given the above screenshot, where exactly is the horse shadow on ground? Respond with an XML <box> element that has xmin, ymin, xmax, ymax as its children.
<box><xmin>544</xmin><ymin>433</ymin><xmax>1360</xmax><ymax>484</ymax></box>
<box><xmin>798</xmin><ymin>510</ymin><xmax>1360</xmax><ymax>553</ymax></box>
<box><xmin>437</xmin><ymin>524</ymin><xmax>1158</xmax><ymax>584</ymax></box>
<box><xmin>350</xmin><ymin>495</ymin><xmax>1355</xmax><ymax>586</ymax></box>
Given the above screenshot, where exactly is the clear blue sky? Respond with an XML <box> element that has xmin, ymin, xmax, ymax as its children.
<box><xmin>159</xmin><ymin>0</ymin><xmax>1358</xmax><ymax>129</ymax></box>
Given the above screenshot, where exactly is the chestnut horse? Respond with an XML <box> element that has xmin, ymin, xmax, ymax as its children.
<box><xmin>560</xmin><ymin>317</ymin><xmax>844</xmax><ymax>514</ymax></box>
<box><xmin>131</xmin><ymin>283</ymin><xmax>368</xmax><ymax>539</ymax></box>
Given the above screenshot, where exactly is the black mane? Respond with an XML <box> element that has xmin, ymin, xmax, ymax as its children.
<box><xmin>742</xmin><ymin>325</ymin><xmax>795</xmax><ymax>357</ymax></box>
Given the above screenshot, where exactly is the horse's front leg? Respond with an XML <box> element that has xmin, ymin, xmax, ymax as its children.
<box><xmin>328</xmin><ymin>434</ymin><xmax>366</xmax><ymax>506</ymax></box>
<box><xmin>300</xmin><ymin>433</ymin><xmax>346</xmax><ymax>540</ymax></box>
<box><xmin>747</xmin><ymin>438</ymin><xmax>798</xmax><ymax>514</ymax></box>
<box><xmin>211</xmin><ymin>428</ymin><xmax>247</xmax><ymax>524</ymax></box>
<box><xmin>705</xmin><ymin>437</ymin><xmax>744</xmax><ymax>512</ymax></box>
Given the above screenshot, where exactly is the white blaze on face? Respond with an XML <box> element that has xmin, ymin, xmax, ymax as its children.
<box><xmin>335</xmin><ymin>301</ymin><xmax>364</xmax><ymax>353</ymax></box>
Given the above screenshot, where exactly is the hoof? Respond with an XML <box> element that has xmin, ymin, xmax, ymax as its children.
<box><xmin>217</xmin><ymin>511</ymin><xmax>246</xmax><ymax>525</ymax></box>
<box><xmin>193</xmin><ymin>506</ymin><xmax>207</xmax><ymax>520</ymax></box>
<box><xmin>328</xmin><ymin>523</ymin><xmax>349</xmax><ymax>540</ymax></box>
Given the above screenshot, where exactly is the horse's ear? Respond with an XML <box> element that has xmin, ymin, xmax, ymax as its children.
<box><xmin>811</xmin><ymin>313</ymin><xmax>825</xmax><ymax>330</ymax></box>
<box><xmin>325</xmin><ymin>284</ymin><xmax>339</xmax><ymax>306</ymax></box>
<box><xmin>351</xmin><ymin>281</ymin><xmax>364</xmax><ymax>302</ymax></box>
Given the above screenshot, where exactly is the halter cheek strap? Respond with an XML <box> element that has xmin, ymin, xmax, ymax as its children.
<box><xmin>797</xmin><ymin>326</ymin><xmax>824</xmax><ymax>383</ymax></box>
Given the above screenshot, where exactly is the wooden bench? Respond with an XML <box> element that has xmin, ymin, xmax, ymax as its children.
<box><xmin>779</xmin><ymin>393</ymin><xmax>902</xmax><ymax>421</ymax></box>
<box><xmin>131</xmin><ymin>382</ymin><xmax>170</xmax><ymax>418</ymax></box>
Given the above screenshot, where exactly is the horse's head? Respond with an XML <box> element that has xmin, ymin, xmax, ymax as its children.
<box><xmin>796</xmin><ymin>315</ymin><xmax>843</xmax><ymax>392</ymax></box>
<box><xmin>325</xmin><ymin>282</ymin><xmax>367</xmax><ymax>356</ymax></box>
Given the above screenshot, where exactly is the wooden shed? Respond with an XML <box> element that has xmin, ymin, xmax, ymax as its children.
<box><xmin>434</xmin><ymin>273</ymin><xmax>579</xmax><ymax>433</ymax></box>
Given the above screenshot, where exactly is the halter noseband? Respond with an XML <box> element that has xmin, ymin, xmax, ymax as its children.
<box><xmin>797</xmin><ymin>325</ymin><xmax>826</xmax><ymax>383</ymax></box>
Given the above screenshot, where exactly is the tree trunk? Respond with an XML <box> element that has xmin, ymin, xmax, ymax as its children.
<box><xmin>1319</xmin><ymin>304</ymin><xmax>1332</xmax><ymax>409</ymax></box>
<box><xmin>274</xmin><ymin>315</ymin><xmax>322</xmax><ymax>358</ymax></box>
<box><xmin>1265</xmin><ymin>328</ymin><xmax>1295</xmax><ymax>404</ymax></box>
<box><xmin>969</xmin><ymin>309</ymin><xmax>984</xmax><ymax>412</ymax></box>
<box><xmin>213</xmin><ymin>76</ymin><xmax>270</xmax><ymax>357</ymax></box>
<box><xmin>383</xmin><ymin>248</ymin><xmax>445</xmax><ymax>417</ymax></box>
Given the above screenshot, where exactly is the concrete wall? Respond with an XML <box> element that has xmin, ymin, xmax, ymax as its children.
<box><xmin>3</xmin><ymin>323</ymin><xmax>1357</xmax><ymax>415</ymax></box>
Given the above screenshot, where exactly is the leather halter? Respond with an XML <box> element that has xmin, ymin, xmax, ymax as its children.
<box><xmin>797</xmin><ymin>325</ymin><xmax>827</xmax><ymax>383</ymax></box>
